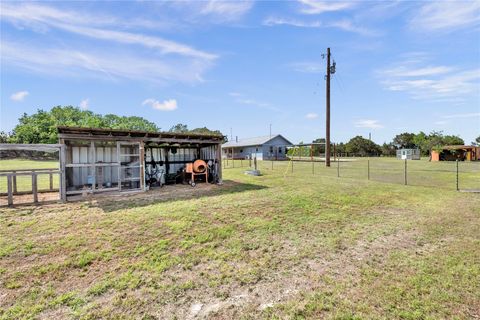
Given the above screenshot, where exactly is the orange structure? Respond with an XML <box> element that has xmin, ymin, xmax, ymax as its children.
<box><xmin>431</xmin><ymin>145</ymin><xmax>480</xmax><ymax>161</ymax></box>
<box><xmin>185</xmin><ymin>159</ymin><xmax>208</xmax><ymax>186</ymax></box>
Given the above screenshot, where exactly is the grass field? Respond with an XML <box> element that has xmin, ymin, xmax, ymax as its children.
<box><xmin>0</xmin><ymin>159</ymin><xmax>60</xmax><ymax>194</ymax></box>
<box><xmin>0</xmin><ymin>158</ymin><xmax>479</xmax><ymax>319</ymax></box>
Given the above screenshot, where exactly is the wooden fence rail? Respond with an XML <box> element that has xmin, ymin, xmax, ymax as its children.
<box><xmin>0</xmin><ymin>168</ymin><xmax>60</xmax><ymax>206</ymax></box>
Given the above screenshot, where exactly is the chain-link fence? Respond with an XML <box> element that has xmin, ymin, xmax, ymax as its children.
<box><xmin>222</xmin><ymin>157</ymin><xmax>480</xmax><ymax>191</ymax></box>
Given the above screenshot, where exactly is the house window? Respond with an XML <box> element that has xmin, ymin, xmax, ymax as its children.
<box><xmin>278</xmin><ymin>147</ymin><xmax>282</xmax><ymax>154</ymax></box>
<box><xmin>256</xmin><ymin>148</ymin><xmax>259</xmax><ymax>152</ymax></box>
<box><xmin>270</xmin><ymin>146</ymin><xmax>273</xmax><ymax>153</ymax></box>
<box><xmin>240</xmin><ymin>149</ymin><xmax>243</xmax><ymax>153</ymax></box>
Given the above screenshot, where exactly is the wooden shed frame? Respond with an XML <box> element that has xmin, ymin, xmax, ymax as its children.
<box><xmin>1</xmin><ymin>127</ymin><xmax>224</xmax><ymax>205</ymax></box>
<box><xmin>0</xmin><ymin>143</ymin><xmax>66</xmax><ymax>205</ymax></box>
<box><xmin>57</xmin><ymin>127</ymin><xmax>224</xmax><ymax>200</ymax></box>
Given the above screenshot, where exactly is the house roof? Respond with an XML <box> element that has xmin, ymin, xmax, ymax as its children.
<box><xmin>222</xmin><ymin>134</ymin><xmax>293</xmax><ymax>148</ymax></box>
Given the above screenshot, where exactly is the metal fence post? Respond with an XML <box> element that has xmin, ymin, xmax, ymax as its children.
<box><xmin>337</xmin><ymin>159</ymin><xmax>340</xmax><ymax>177</ymax></box>
<box><xmin>456</xmin><ymin>160</ymin><xmax>459</xmax><ymax>191</ymax></box>
<box><xmin>404</xmin><ymin>159</ymin><xmax>407</xmax><ymax>185</ymax></box>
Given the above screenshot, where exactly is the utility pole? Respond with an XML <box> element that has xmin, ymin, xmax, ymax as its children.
<box><xmin>325</xmin><ymin>48</ymin><xmax>331</xmax><ymax>167</ymax></box>
<box><xmin>269</xmin><ymin>124</ymin><xmax>272</xmax><ymax>139</ymax></box>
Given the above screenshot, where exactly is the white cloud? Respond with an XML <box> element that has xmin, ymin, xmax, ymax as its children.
<box><xmin>10</xmin><ymin>90</ymin><xmax>29</xmax><ymax>101</ymax></box>
<box><xmin>229</xmin><ymin>92</ymin><xmax>281</xmax><ymax>112</ymax></box>
<box><xmin>409</xmin><ymin>1</ymin><xmax>480</xmax><ymax>32</ymax></box>
<box><xmin>79</xmin><ymin>98</ymin><xmax>89</xmax><ymax>110</ymax></box>
<box><xmin>199</xmin><ymin>0</ymin><xmax>253</xmax><ymax>21</ymax></box>
<box><xmin>237</xmin><ymin>99</ymin><xmax>270</xmax><ymax>108</ymax></box>
<box><xmin>354</xmin><ymin>119</ymin><xmax>383</xmax><ymax>129</ymax></box>
<box><xmin>142</xmin><ymin>98</ymin><xmax>178</xmax><ymax>111</ymax></box>
<box><xmin>434</xmin><ymin>120</ymin><xmax>448</xmax><ymax>125</ymax></box>
<box><xmin>0</xmin><ymin>3</ymin><xmax>216</xmax><ymax>84</ymax></box>
<box><xmin>378</xmin><ymin>56</ymin><xmax>480</xmax><ymax>101</ymax></box>
<box><xmin>263</xmin><ymin>16</ymin><xmax>377</xmax><ymax>36</ymax></box>
<box><xmin>1</xmin><ymin>41</ymin><xmax>212</xmax><ymax>84</ymax></box>
<box><xmin>298</xmin><ymin>0</ymin><xmax>355</xmax><ymax>14</ymax></box>
<box><xmin>306</xmin><ymin>113</ymin><xmax>319</xmax><ymax>119</ymax></box>
<box><xmin>290</xmin><ymin>62</ymin><xmax>324</xmax><ymax>73</ymax></box>
<box><xmin>328</xmin><ymin>19</ymin><xmax>380</xmax><ymax>36</ymax></box>
<box><xmin>0</xmin><ymin>3</ymin><xmax>216</xmax><ymax>61</ymax></box>
<box><xmin>382</xmin><ymin>66</ymin><xmax>454</xmax><ymax>77</ymax></box>
<box><xmin>441</xmin><ymin>113</ymin><xmax>480</xmax><ymax>119</ymax></box>
<box><xmin>263</xmin><ymin>17</ymin><xmax>322</xmax><ymax>28</ymax></box>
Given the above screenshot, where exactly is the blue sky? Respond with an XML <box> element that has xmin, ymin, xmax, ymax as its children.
<box><xmin>1</xmin><ymin>0</ymin><xmax>479</xmax><ymax>144</ymax></box>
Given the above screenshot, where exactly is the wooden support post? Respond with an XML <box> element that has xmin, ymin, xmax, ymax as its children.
<box><xmin>49</xmin><ymin>172</ymin><xmax>54</xmax><ymax>190</ymax></box>
<box><xmin>32</xmin><ymin>172</ymin><xmax>38</xmax><ymax>203</ymax></box>
<box><xmin>325</xmin><ymin>47</ymin><xmax>331</xmax><ymax>167</ymax></box>
<box><xmin>117</xmin><ymin>141</ymin><xmax>122</xmax><ymax>191</ymax></box>
<box><xmin>13</xmin><ymin>171</ymin><xmax>17</xmax><ymax>194</ymax></box>
<box><xmin>59</xmin><ymin>142</ymin><xmax>67</xmax><ymax>202</ymax></box>
<box><xmin>7</xmin><ymin>174</ymin><xmax>13</xmax><ymax>206</ymax></box>
<box><xmin>90</xmin><ymin>141</ymin><xmax>96</xmax><ymax>192</ymax></box>
<box><xmin>140</xmin><ymin>141</ymin><xmax>145</xmax><ymax>191</ymax></box>
<box><xmin>216</xmin><ymin>143</ymin><xmax>223</xmax><ymax>183</ymax></box>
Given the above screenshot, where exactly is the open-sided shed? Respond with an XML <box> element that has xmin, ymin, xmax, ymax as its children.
<box><xmin>58</xmin><ymin>126</ymin><xmax>224</xmax><ymax>200</ymax></box>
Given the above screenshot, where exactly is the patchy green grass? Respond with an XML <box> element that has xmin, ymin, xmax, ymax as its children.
<box><xmin>0</xmin><ymin>159</ymin><xmax>479</xmax><ymax>319</ymax></box>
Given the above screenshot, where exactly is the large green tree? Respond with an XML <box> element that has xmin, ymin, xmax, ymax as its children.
<box><xmin>169</xmin><ymin>123</ymin><xmax>224</xmax><ymax>137</ymax></box>
<box><xmin>9</xmin><ymin>106</ymin><xmax>159</xmax><ymax>144</ymax></box>
<box><xmin>345</xmin><ymin>136</ymin><xmax>382</xmax><ymax>156</ymax></box>
<box><xmin>412</xmin><ymin>131</ymin><xmax>464</xmax><ymax>156</ymax></box>
<box><xmin>393</xmin><ymin>132</ymin><xmax>417</xmax><ymax>148</ymax></box>
<box><xmin>381</xmin><ymin>142</ymin><xmax>397</xmax><ymax>156</ymax></box>
<box><xmin>473</xmin><ymin>136</ymin><xmax>480</xmax><ymax>146</ymax></box>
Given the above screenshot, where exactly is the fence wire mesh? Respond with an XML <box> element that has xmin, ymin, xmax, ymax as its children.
<box><xmin>222</xmin><ymin>157</ymin><xmax>480</xmax><ymax>191</ymax></box>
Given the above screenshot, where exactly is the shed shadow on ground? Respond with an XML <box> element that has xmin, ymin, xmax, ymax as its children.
<box><xmin>86</xmin><ymin>180</ymin><xmax>267</xmax><ymax>212</ymax></box>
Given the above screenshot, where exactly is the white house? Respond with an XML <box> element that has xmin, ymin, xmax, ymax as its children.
<box><xmin>222</xmin><ymin>135</ymin><xmax>293</xmax><ymax>160</ymax></box>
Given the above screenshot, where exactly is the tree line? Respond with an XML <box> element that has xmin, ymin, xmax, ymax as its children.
<box><xmin>0</xmin><ymin>106</ymin><xmax>224</xmax><ymax>144</ymax></box>
<box><xmin>291</xmin><ymin>132</ymin><xmax>478</xmax><ymax>157</ymax></box>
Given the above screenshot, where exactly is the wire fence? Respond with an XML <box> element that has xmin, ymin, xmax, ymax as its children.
<box><xmin>222</xmin><ymin>157</ymin><xmax>480</xmax><ymax>192</ymax></box>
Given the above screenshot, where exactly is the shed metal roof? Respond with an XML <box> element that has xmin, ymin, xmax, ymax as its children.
<box><xmin>57</xmin><ymin>126</ymin><xmax>224</xmax><ymax>144</ymax></box>
<box><xmin>222</xmin><ymin>134</ymin><xmax>293</xmax><ymax>148</ymax></box>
